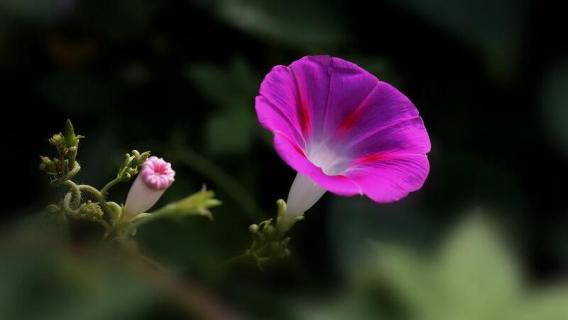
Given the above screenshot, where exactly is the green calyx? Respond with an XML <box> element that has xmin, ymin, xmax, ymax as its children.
<box><xmin>243</xmin><ymin>199</ymin><xmax>303</xmax><ymax>269</ymax></box>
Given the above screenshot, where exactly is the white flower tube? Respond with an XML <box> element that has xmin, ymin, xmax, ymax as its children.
<box><xmin>281</xmin><ymin>173</ymin><xmax>326</xmax><ymax>231</ymax></box>
<box><xmin>124</xmin><ymin>156</ymin><xmax>175</xmax><ymax>220</ymax></box>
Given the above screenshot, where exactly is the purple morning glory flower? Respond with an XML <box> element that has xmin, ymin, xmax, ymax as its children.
<box><xmin>255</xmin><ymin>56</ymin><xmax>430</xmax><ymax>224</ymax></box>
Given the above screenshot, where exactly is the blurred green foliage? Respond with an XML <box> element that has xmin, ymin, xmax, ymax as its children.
<box><xmin>0</xmin><ymin>223</ymin><xmax>157</xmax><ymax>320</ymax></box>
<box><xmin>212</xmin><ymin>0</ymin><xmax>349</xmax><ymax>50</ymax></box>
<box><xmin>186</xmin><ymin>58</ymin><xmax>259</xmax><ymax>155</ymax></box>
<box><xmin>304</xmin><ymin>214</ymin><xmax>568</xmax><ymax>320</ymax></box>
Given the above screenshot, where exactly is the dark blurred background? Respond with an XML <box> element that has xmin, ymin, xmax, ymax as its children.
<box><xmin>1</xmin><ymin>0</ymin><xmax>567</xmax><ymax>319</ymax></box>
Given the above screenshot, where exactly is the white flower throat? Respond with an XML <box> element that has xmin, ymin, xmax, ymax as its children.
<box><xmin>285</xmin><ymin>143</ymin><xmax>348</xmax><ymax>225</ymax></box>
<box><xmin>306</xmin><ymin>143</ymin><xmax>348</xmax><ymax>175</ymax></box>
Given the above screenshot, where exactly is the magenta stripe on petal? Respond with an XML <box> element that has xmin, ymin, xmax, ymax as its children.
<box><xmin>255</xmin><ymin>55</ymin><xmax>431</xmax><ymax>203</ymax></box>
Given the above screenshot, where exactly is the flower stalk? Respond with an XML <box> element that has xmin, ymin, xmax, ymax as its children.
<box><xmin>235</xmin><ymin>55</ymin><xmax>432</xmax><ymax>269</ymax></box>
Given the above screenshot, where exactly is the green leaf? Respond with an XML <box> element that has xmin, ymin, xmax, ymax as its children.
<box><xmin>213</xmin><ymin>0</ymin><xmax>348</xmax><ymax>50</ymax></box>
<box><xmin>354</xmin><ymin>213</ymin><xmax>568</xmax><ymax>320</ymax></box>
<box><xmin>436</xmin><ymin>214</ymin><xmax>521</xmax><ymax>319</ymax></box>
<box><xmin>206</xmin><ymin>110</ymin><xmax>256</xmax><ymax>155</ymax></box>
<box><xmin>186</xmin><ymin>59</ymin><xmax>259</xmax><ymax>155</ymax></box>
<box><xmin>0</xmin><ymin>238</ymin><xmax>155</xmax><ymax>320</ymax></box>
<box><xmin>328</xmin><ymin>197</ymin><xmax>432</xmax><ymax>275</ymax></box>
<box><xmin>513</xmin><ymin>289</ymin><xmax>568</xmax><ymax>320</ymax></box>
<box><xmin>167</xmin><ymin>187</ymin><xmax>222</xmax><ymax>220</ymax></box>
<box><xmin>297</xmin><ymin>291</ymin><xmax>382</xmax><ymax>320</ymax></box>
<box><xmin>186</xmin><ymin>58</ymin><xmax>258</xmax><ymax>110</ymax></box>
<box><xmin>369</xmin><ymin>244</ymin><xmax>442</xmax><ymax>320</ymax></box>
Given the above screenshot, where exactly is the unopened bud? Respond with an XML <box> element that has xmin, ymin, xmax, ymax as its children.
<box><xmin>79</xmin><ymin>202</ymin><xmax>104</xmax><ymax>219</ymax></box>
<box><xmin>39</xmin><ymin>156</ymin><xmax>56</xmax><ymax>173</ymax></box>
<box><xmin>124</xmin><ymin>156</ymin><xmax>175</xmax><ymax>219</ymax></box>
<box><xmin>64</xmin><ymin>119</ymin><xmax>78</xmax><ymax>147</ymax></box>
<box><xmin>49</xmin><ymin>133</ymin><xmax>64</xmax><ymax>150</ymax></box>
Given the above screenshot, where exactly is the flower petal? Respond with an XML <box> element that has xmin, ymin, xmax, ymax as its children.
<box><xmin>348</xmin><ymin>117</ymin><xmax>431</xmax><ymax>158</ymax></box>
<box><xmin>347</xmin><ymin>154</ymin><xmax>430</xmax><ymax>203</ymax></box>
<box><xmin>256</xmin><ymin>65</ymin><xmax>307</xmax><ymax>147</ymax></box>
<box><xmin>313</xmin><ymin>57</ymin><xmax>379</xmax><ymax>140</ymax></box>
<box><xmin>287</xmin><ymin>56</ymin><xmax>332</xmax><ymax>139</ymax></box>
<box><xmin>332</xmin><ymin>81</ymin><xmax>422</xmax><ymax>148</ymax></box>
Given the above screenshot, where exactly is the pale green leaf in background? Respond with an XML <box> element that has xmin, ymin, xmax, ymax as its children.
<box><xmin>214</xmin><ymin>0</ymin><xmax>348</xmax><ymax>50</ymax></box>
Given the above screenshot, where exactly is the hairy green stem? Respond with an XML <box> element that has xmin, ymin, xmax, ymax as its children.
<box><xmin>67</xmin><ymin>161</ymin><xmax>81</xmax><ymax>179</ymax></box>
<box><xmin>77</xmin><ymin>184</ymin><xmax>105</xmax><ymax>201</ymax></box>
<box><xmin>61</xmin><ymin>190</ymin><xmax>111</xmax><ymax>232</ymax></box>
<box><xmin>221</xmin><ymin>253</ymin><xmax>253</xmax><ymax>270</ymax></box>
<box><xmin>100</xmin><ymin>177</ymin><xmax>122</xmax><ymax>196</ymax></box>
<box><xmin>63</xmin><ymin>180</ymin><xmax>115</xmax><ymax>229</ymax></box>
<box><xmin>63</xmin><ymin>180</ymin><xmax>81</xmax><ymax>208</ymax></box>
<box><xmin>123</xmin><ymin>204</ymin><xmax>176</xmax><ymax>236</ymax></box>
<box><xmin>62</xmin><ymin>192</ymin><xmax>80</xmax><ymax>215</ymax></box>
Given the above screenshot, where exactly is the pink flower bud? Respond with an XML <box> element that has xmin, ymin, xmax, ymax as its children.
<box><xmin>124</xmin><ymin>156</ymin><xmax>175</xmax><ymax>219</ymax></box>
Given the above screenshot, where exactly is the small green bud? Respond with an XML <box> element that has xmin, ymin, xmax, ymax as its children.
<box><xmin>52</xmin><ymin>158</ymin><xmax>61</xmax><ymax>171</ymax></box>
<box><xmin>249</xmin><ymin>224</ymin><xmax>259</xmax><ymax>233</ymax></box>
<box><xmin>276</xmin><ymin>199</ymin><xmax>287</xmax><ymax>214</ymax></box>
<box><xmin>78</xmin><ymin>201</ymin><xmax>104</xmax><ymax>219</ymax></box>
<box><xmin>49</xmin><ymin>133</ymin><xmax>64</xmax><ymax>149</ymax></box>
<box><xmin>64</xmin><ymin>119</ymin><xmax>78</xmax><ymax>147</ymax></box>
<box><xmin>128</xmin><ymin>150</ymin><xmax>150</xmax><ymax>167</ymax></box>
<box><xmin>39</xmin><ymin>156</ymin><xmax>57</xmax><ymax>174</ymax></box>
<box><xmin>122</xmin><ymin>153</ymin><xmax>132</xmax><ymax>167</ymax></box>
<box><xmin>106</xmin><ymin>201</ymin><xmax>123</xmax><ymax>222</ymax></box>
<box><xmin>67</xmin><ymin>146</ymin><xmax>78</xmax><ymax>164</ymax></box>
<box><xmin>137</xmin><ymin>151</ymin><xmax>150</xmax><ymax>164</ymax></box>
